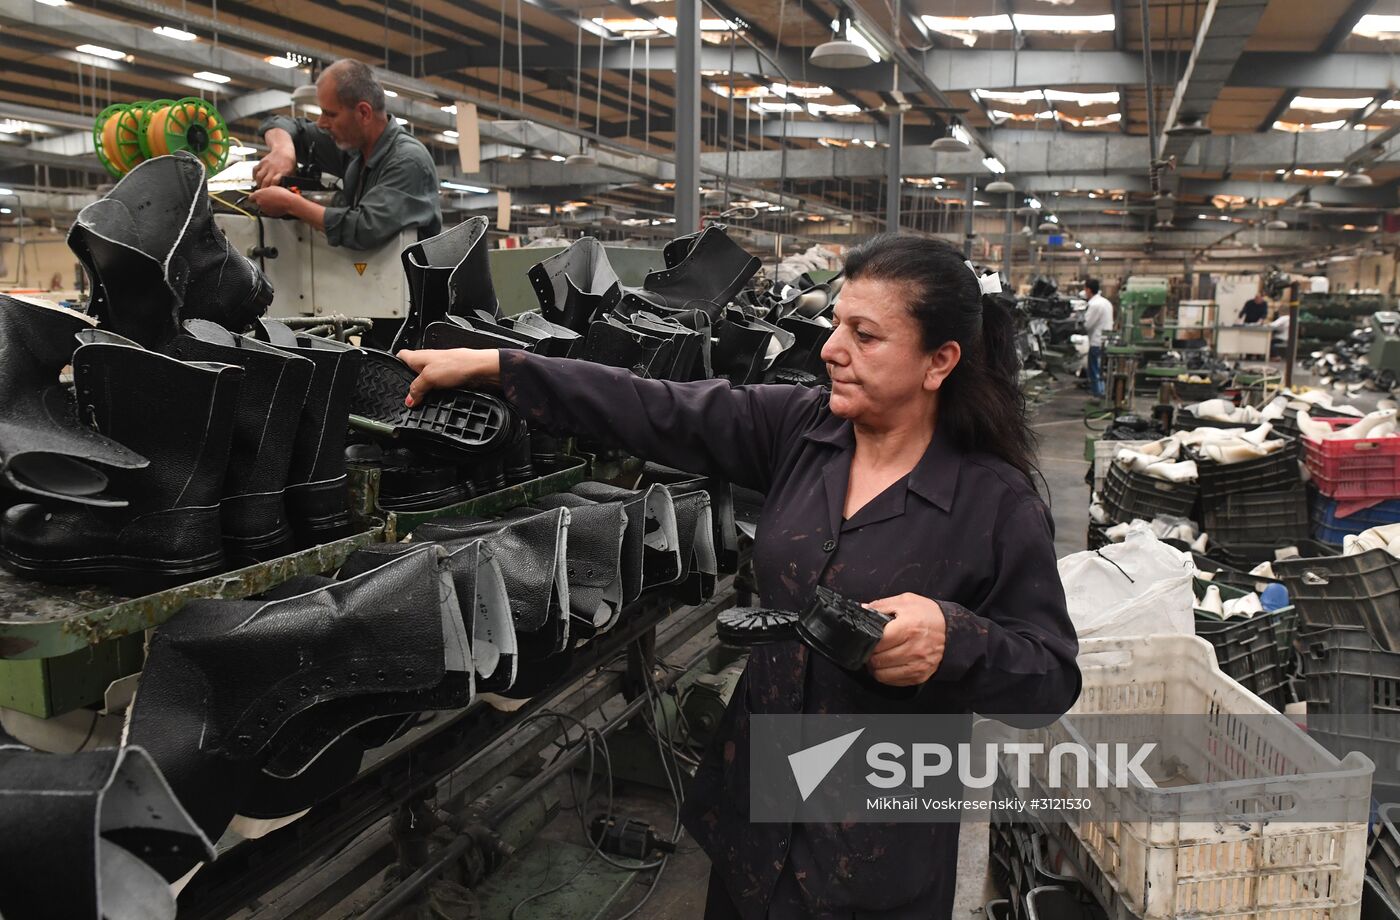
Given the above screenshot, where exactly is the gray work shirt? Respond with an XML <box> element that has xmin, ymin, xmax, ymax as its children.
<box><xmin>258</xmin><ymin>114</ymin><xmax>442</xmax><ymax>250</ymax></box>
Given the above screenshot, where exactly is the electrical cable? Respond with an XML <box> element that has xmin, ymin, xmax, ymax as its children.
<box><xmin>506</xmin><ymin>641</ymin><xmax>698</xmax><ymax>919</ymax></box>
<box><xmin>210</xmin><ymin>192</ymin><xmax>257</xmax><ymax>220</ymax></box>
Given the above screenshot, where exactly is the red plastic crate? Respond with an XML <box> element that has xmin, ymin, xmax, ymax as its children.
<box><xmin>1303</xmin><ymin>416</ymin><xmax>1400</xmax><ymax>501</ymax></box>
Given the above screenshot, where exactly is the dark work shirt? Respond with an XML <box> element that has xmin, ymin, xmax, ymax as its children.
<box><xmin>499</xmin><ymin>350</ymin><xmax>1081</xmax><ymax>920</ymax></box>
<box><xmin>1240</xmin><ymin>298</ymin><xmax>1269</xmax><ymax>324</ymax></box>
<box><xmin>257</xmin><ymin>115</ymin><xmax>442</xmax><ymax>250</ymax></box>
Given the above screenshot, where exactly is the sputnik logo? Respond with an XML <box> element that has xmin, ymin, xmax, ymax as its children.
<box><xmin>787</xmin><ymin>728</ymin><xmax>864</xmax><ymax>801</ymax></box>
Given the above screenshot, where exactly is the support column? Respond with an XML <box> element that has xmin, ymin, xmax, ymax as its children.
<box><xmin>1002</xmin><ymin>190</ymin><xmax>1014</xmax><ymax>281</ymax></box>
<box><xmin>963</xmin><ymin>180</ymin><xmax>976</xmax><ymax>258</ymax></box>
<box><xmin>885</xmin><ymin>110</ymin><xmax>902</xmax><ymax>233</ymax></box>
<box><xmin>674</xmin><ymin>0</ymin><xmax>700</xmax><ymax>232</ymax></box>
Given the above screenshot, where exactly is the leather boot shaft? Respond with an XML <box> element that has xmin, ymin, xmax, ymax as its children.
<box><xmin>67</xmin><ymin>152</ymin><xmax>272</xmax><ymax>350</ymax></box>
<box><xmin>0</xmin><ymin>294</ymin><xmax>148</xmax><ymax>506</ymax></box>
<box><xmin>0</xmin><ymin>336</ymin><xmax>242</xmax><ymax>594</ymax></box>
<box><xmin>167</xmin><ymin>320</ymin><xmax>313</xmax><ymax>562</ymax></box>
<box><xmin>256</xmin><ymin>321</ymin><xmax>365</xmax><ymax>546</ymax></box>
<box><xmin>393</xmin><ymin>215</ymin><xmax>496</xmax><ymax>351</ymax></box>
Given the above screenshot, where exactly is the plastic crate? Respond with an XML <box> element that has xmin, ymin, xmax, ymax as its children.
<box><xmin>1202</xmin><ymin>488</ymin><xmax>1310</xmax><ymax>544</ymax></box>
<box><xmin>1091</xmin><ymin>439</ymin><xmax>1155</xmax><ymax>494</ymax></box>
<box><xmin>1044</xmin><ymin>634</ymin><xmax>1372</xmax><ymax>920</ymax></box>
<box><xmin>1274</xmin><ymin>549</ymin><xmax>1400</xmax><ymax>646</ymax></box>
<box><xmin>1302</xmin><ymin>627</ymin><xmax>1400</xmax><ymax>801</ymax></box>
<box><xmin>1311</xmin><ymin>494</ymin><xmax>1400</xmax><ymax>546</ymax></box>
<box><xmin>1195</xmin><ymin>595</ymin><xmax>1291</xmax><ymax>711</ymax></box>
<box><xmin>1026</xmin><ymin>886</ymin><xmax>1109</xmax><ymax>920</ymax></box>
<box><xmin>1304</xmin><ymin>418</ymin><xmax>1400</xmax><ymax>502</ymax></box>
<box><xmin>1172</xmin><ymin>410</ymin><xmax>1254</xmax><ymax>433</ymax></box>
<box><xmin>1100</xmin><ymin>463</ymin><xmax>1199</xmax><ymax>525</ymax></box>
<box><xmin>1205</xmin><ymin>538</ymin><xmax>1338</xmax><ymax>572</ymax></box>
<box><xmin>986</xmin><ymin>900</ymin><xmax>1013</xmax><ymax>920</ymax></box>
<box><xmin>1365</xmin><ymin>877</ymin><xmax>1400</xmax><ymax>920</ymax></box>
<box><xmin>1191</xmin><ymin>552</ymin><xmax>1279</xmax><ymax>593</ymax></box>
<box><xmin>1368</xmin><ymin>803</ymin><xmax>1400</xmax><ymax>913</ymax></box>
<box><xmin>1193</xmin><ymin>439</ymin><xmax>1302</xmax><ymax>500</ymax></box>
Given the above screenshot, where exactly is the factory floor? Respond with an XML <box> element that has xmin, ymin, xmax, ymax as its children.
<box><xmin>498</xmin><ymin>372</ymin><xmax>1106</xmax><ymax>919</ymax></box>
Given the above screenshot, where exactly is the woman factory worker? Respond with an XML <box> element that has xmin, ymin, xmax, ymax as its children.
<box><xmin>399</xmin><ymin>234</ymin><xmax>1082</xmax><ymax>919</ymax></box>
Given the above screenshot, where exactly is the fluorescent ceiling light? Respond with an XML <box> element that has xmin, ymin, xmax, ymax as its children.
<box><xmin>591</xmin><ymin>17</ymin><xmax>738</xmax><ymax>36</ymax></box>
<box><xmin>1047</xmin><ymin>215</ymin><xmax>1059</xmax><ymax>223</ymax></box>
<box><xmin>952</xmin><ymin>124</ymin><xmax>973</xmax><ymax>146</ymax></box>
<box><xmin>1043</xmin><ymin>89</ymin><xmax>1120</xmax><ymax>105</ymax></box>
<box><xmin>265</xmin><ymin>54</ymin><xmax>299</xmax><ymax>69</ymax></box>
<box><xmin>0</xmin><ymin>121</ymin><xmax>44</xmax><ymax>134</ymax></box>
<box><xmin>0</xmin><ymin>188</ymin><xmax>12</xmax><ymax>195</ymax></box>
<box><xmin>0</xmin><ymin>209</ymin><xmax>10</xmax><ymax>215</ymax></box>
<box><xmin>987</xmin><ymin>109</ymin><xmax>1054</xmax><ymax>122</ymax></box>
<box><xmin>923</xmin><ymin>14</ymin><xmax>1013</xmax><ymax>32</ymax></box>
<box><xmin>153</xmin><ymin>25</ymin><xmax>197</xmax><ymax>40</ymax></box>
<box><xmin>922</xmin><ymin>13</ymin><xmax>1113</xmax><ymax>34</ymax></box>
<box><xmin>974</xmin><ymin>89</ymin><xmax>1044</xmax><ymax>105</ymax></box>
<box><xmin>983</xmin><ymin>156</ymin><xmax>1006</xmax><ymax>174</ymax></box>
<box><xmin>550</xmin><ymin>154</ymin><xmax>566</xmax><ymax>162</ymax></box>
<box><xmin>1354</xmin><ymin>14</ymin><xmax>1400</xmax><ymax>37</ymax></box>
<box><xmin>383</xmin><ymin>89</ymin><xmax>398</xmax><ymax>98</ymax></box>
<box><xmin>440</xmin><ymin>104</ymin><xmax>458</xmax><ymax>115</ymax></box>
<box><xmin>1027</xmin><ymin>197</ymin><xmax>1043</xmax><ymax>209</ymax></box>
<box><xmin>1015</xmin><ymin>14</ymin><xmax>1115</xmax><ymax>32</ymax></box>
<box><xmin>1272</xmin><ymin>119</ymin><xmax>1346</xmax><ymax>132</ymax></box>
<box><xmin>751</xmin><ymin>101</ymin><xmax>804</xmax><ymax>113</ymax></box>
<box><xmin>439</xmin><ymin>130</ymin><xmax>459</xmax><ymax>140</ymax></box>
<box><xmin>769</xmin><ymin>83</ymin><xmax>834</xmax><ymax>99</ymax></box>
<box><xmin>808</xmin><ymin>102</ymin><xmax>862</xmax><ymax>116</ymax></box>
<box><xmin>394</xmin><ymin>117</ymin><xmax>409</xmax><ymax>125</ymax></box>
<box><xmin>1290</xmin><ymin>95</ymin><xmax>1372</xmax><ymax>112</ymax></box>
<box><xmin>35</xmin><ymin>0</ymin><xmax>67</xmax><ymax>6</ymax></box>
<box><xmin>192</xmin><ymin>71</ymin><xmax>231</xmax><ymax>83</ymax></box>
<box><xmin>441</xmin><ymin>181</ymin><xmax>488</xmax><ymax>193</ymax></box>
<box><xmin>75</xmin><ymin>44</ymin><xmax>126</xmax><ymax>60</ymax></box>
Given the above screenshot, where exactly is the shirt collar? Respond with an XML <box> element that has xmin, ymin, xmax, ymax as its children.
<box><xmin>362</xmin><ymin>119</ymin><xmax>401</xmax><ymax>170</ymax></box>
<box><xmin>802</xmin><ymin>402</ymin><xmax>961</xmax><ymax>512</ymax></box>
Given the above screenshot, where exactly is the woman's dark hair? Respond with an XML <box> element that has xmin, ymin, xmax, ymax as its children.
<box><xmin>841</xmin><ymin>235</ymin><xmax>1037</xmax><ymax>483</ymax></box>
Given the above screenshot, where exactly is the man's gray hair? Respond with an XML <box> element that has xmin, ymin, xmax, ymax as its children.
<box><xmin>320</xmin><ymin>59</ymin><xmax>386</xmax><ymax>114</ymax></box>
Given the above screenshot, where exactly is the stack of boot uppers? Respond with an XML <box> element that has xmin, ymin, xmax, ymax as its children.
<box><xmin>0</xmin><ymin>153</ymin><xmax>367</xmax><ymax>594</ymax></box>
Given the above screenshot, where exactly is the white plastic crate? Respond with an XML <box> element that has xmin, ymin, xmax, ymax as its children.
<box><xmin>1039</xmin><ymin>634</ymin><xmax>1372</xmax><ymax>920</ymax></box>
<box><xmin>1092</xmin><ymin>440</ymin><xmax>1154</xmax><ymax>494</ymax></box>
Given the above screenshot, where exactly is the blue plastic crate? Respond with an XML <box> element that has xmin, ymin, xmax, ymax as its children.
<box><xmin>1310</xmin><ymin>494</ymin><xmax>1400</xmax><ymax>545</ymax></box>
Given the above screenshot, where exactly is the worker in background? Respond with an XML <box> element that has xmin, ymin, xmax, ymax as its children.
<box><xmin>1081</xmin><ymin>277</ymin><xmax>1113</xmax><ymax>401</ymax></box>
<box><xmin>1239</xmin><ymin>290</ymin><xmax>1270</xmax><ymax>324</ymax></box>
<box><xmin>247</xmin><ymin>59</ymin><xmax>442</xmax><ymax>251</ymax></box>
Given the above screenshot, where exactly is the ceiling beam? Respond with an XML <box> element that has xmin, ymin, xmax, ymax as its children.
<box><xmin>671</xmin><ymin>129</ymin><xmax>1400</xmax><ymax>181</ymax></box>
<box><xmin>1159</xmin><ymin>0</ymin><xmax>1271</xmax><ymax>166</ymax></box>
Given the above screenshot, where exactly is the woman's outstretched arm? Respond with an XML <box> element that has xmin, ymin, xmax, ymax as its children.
<box><xmin>399</xmin><ymin>347</ymin><xmax>820</xmax><ymax>492</ymax></box>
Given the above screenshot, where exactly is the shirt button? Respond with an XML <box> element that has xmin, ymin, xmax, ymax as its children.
<box><xmin>789</xmin><ymin>693</ymin><xmax>802</xmax><ymax>710</ymax></box>
<box><xmin>778</xmin><ymin>836</ymin><xmax>789</xmax><ymax>849</ymax></box>
<box><xmin>821</xmin><ymin>539</ymin><xmax>837</xmax><ymax>552</ymax></box>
